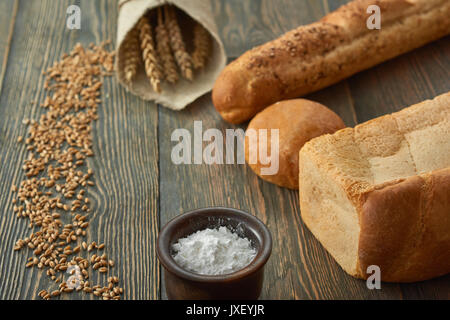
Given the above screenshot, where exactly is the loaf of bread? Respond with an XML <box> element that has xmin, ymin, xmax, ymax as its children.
<box><xmin>245</xmin><ymin>99</ymin><xmax>345</xmax><ymax>189</ymax></box>
<box><xmin>298</xmin><ymin>92</ymin><xmax>450</xmax><ymax>282</ymax></box>
<box><xmin>212</xmin><ymin>0</ymin><xmax>450</xmax><ymax>124</ymax></box>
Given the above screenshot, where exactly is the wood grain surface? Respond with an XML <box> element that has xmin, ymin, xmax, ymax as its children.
<box><xmin>0</xmin><ymin>0</ymin><xmax>449</xmax><ymax>300</ymax></box>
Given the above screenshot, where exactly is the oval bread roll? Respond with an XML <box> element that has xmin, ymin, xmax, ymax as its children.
<box><xmin>245</xmin><ymin>99</ymin><xmax>345</xmax><ymax>189</ymax></box>
<box><xmin>213</xmin><ymin>0</ymin><xmax>450</xmax><ymax>124</ymax></box>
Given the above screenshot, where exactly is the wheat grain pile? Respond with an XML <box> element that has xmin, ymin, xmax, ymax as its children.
<box><xmin>12</xmin><ymin>41</ymin><xmax>123</xmax><ymax>300</ymax></box>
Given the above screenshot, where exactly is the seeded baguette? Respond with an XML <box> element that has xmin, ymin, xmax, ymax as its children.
<box><xmin>212</xmin><ymin>0</ymin><xmax>450</xmax><ymax>124</ymax></box>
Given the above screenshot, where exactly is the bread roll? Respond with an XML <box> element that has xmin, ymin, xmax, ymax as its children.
<box><xmin>298</xmin><ymin>91</ymin><xmax>450</xmax><ymax>282</ymax></box>
<box><xmin>212</xmin><ymin>0</ymin><xmax>450</xmax><ymax>124</ymax></box>
<box><xmin>245</xmin><ymin>99</ymin><xmax>345</xmax><ymax>189</ymax></box>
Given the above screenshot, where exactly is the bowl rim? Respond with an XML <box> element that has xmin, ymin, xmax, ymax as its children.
<box><xmin>156</xmin><ymin>206</ymin><xmax>272</xmax><ymax>283</ymax></box>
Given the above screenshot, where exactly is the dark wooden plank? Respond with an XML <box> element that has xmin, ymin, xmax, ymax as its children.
<box><xmin>80</xmin><ymin>0</ymin><xmax>160</xmax><ymax>301</ymax></box>
<box><xmin>318</xmin><ymin>0</ymin><xmax>450</xmax><ymax>299</ymax></box>
<box><xmin>157</xmin><ymin>95</ymin><xmax>403</xmax><ymax>300</ymax></box>
<box><xmin>324</xmin><ymin>0</ymin><xmax>450</xmax><ymax>300</ymax></box>
<box><xmin>212</xmin><ymin>0</ymin><xmax>326</xmax><ymax>58</ymax></box>
<box><xmin>326</xmin><ymin>0</ymin><xmax>351</xmax><ymax>11</ymax></box>
<box><xmin>0</xmin><ymin>0</ymin><xmax>70</xmax><ymax>300</ymax></box>
<box><xmin>346</xmin><ymin>35</ymin><xmax>450</xmax><ymax>299</ymax></box>
<box><xmin>306</xmin><ymin>82</ymin><xmax>359</xmax><ymax>127</ymax></box>
<box><xmin>160</xmin><ymin>0</ymin><xmax>449</xmax><ymax>300</ymax></box>
<box><xmin>0</xmin><ymin>0</ymin><xmax>160</xmax><ymax>299</ymax></box>
<box><xmin>348</xmin><ymin>37</ymin><xmax>450</xmax><ymax>122</ymax></box>
<box><xmin>0</xmin><ymin>0</ymin><xmax>17</xmax><ymax>95</ymax></box>
<box><xmin>158</xmin><ymin>0</ymin><xmax>404</xmax><ymax>300</ymax></box>
<box><xmin>1</xmin><ymin>0</ymin><xmax>448</xmax><ymax>300</ymax></box>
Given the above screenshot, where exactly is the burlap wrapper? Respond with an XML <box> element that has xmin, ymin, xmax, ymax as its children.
<box><xmin>116</xmin><ymin>0</ymin><xmax>226</xmax><ymax>110</ymax></box>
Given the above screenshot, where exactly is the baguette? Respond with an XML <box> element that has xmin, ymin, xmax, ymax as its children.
<box><xmin>298</xmin><ymin>91</ymin><xmax>450</xmax><ymax>282</ymax></box>
<box><xmin>212</xmin><ymin>0</ymin><xmax>450</xmax><ymax>124</ymax></box>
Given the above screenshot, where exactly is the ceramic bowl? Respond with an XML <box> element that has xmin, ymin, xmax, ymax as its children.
<box><xmin>156</xmin><ymin>207</ymin><xmax>272</xmax><ymax>300</ymax></box>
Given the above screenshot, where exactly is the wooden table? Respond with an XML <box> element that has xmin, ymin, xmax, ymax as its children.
<box><xmin>0</xmin><ymin>0</ymin><xmax>448</xmax><ymax>300</ymax></box>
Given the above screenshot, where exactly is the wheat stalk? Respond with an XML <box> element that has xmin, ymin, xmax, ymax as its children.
<box><xmin>165</xmin><ymin>5</ymin><xmax>193</xmax><ymax>81</ymax></box>
<box><xmin>192</xmin><ymin>23</ymin><xmax>211</xmax><ymax>69</ymax></box>
<box><xmin>156</xmin><ymin>7</ymin><xmax>179</xmax><ymax>84</ymax></box>
<box><xmin>137</xmin><ymin>15</ymin><xmax>163</xmax><ymax>93</ymax></box>
<box><xmin>123</xmin><ymin>28</ymin><xmax>141</xmax><ymax>84</ymax></box>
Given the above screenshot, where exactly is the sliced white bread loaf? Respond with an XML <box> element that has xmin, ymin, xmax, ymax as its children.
<box><xmin>299</xmin><ymin>92</ymin><xmax>450</xmax><ymax>282</ymax></box>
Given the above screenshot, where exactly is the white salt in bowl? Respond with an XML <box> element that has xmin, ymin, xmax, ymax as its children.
<box><xmin>156</xmin><ymin>207</ymin><xmax>272</xmax><ymax>300</ymax></box>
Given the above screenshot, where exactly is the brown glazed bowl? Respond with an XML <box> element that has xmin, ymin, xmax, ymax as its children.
<box><xmin>157</xmin><ymin>207</ymin><xmax>272</xmax><ymax>300</ymax></box>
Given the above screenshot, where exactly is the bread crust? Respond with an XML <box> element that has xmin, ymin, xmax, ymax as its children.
<box><xmin>213</xmin><ymin>0</ymin><xmax>450</xmax><ymax>124</ymax></box>
<box><xmin>299</xmin><ymin>92</ymin><xmax>450</xmax><ymax>282</ymax></box>
<box><xmin>358</xmin><ymin>169</ymin><xmax>450</xmax><ymax>282</ymax></box>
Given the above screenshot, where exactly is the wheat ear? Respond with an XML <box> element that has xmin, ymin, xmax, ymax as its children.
<box><xmin>192</xmin><ymin>23</ymin><xmax>211</xmax><ymax>69</ymax></box>
<box><xmin>137</xmin><ymin>15</ymin><xmax>163</xmax><ymax>93</ymax></box>
<box><xmin>165</xmin><ymin>5</ymin><xmax>193</xmax><ymax>81</ymax></box>
<box><xmin>123</xmin><ymin>28</ymin><xmax>141</xmax><ymax>84</ymax></box>
<box><xmin>156</xmin><ymin>7</ymin><xmax>179</xmax><ymax>84</ymax></box>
